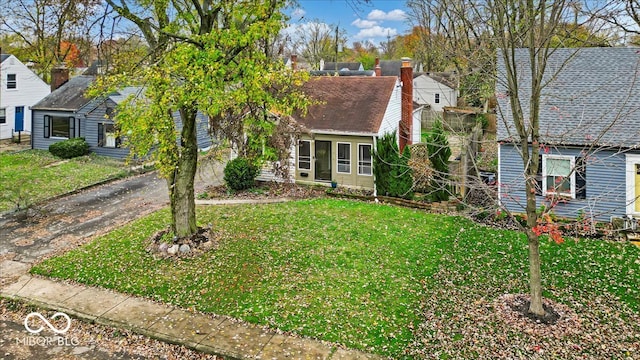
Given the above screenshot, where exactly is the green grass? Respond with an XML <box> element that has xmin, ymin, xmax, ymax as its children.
<box><xmin>0</xmin><ymin>150</ymin><xmax>128</xmax><ymax>211</ymax></box>
<box><xmin>31</xmin><ymin>199</ymin><xmax>640</xmax><ymax>357</ymax></box>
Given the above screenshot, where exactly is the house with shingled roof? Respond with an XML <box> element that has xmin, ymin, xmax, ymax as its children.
<box><xmin>31</xmin><ymin>67</ymin><xmax>213</xmax><ymax>158</ymax></box>
<box><xmin>497</xmin><ymin>47</ymin><xmax>640</xmax><ymax>222</ymax></box>
<box><xmin>278</xmin><ymin>60</ymin><xmax>420</xmax><ymax>190</ymax></box>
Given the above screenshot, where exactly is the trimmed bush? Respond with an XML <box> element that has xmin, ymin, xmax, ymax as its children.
<box><xmin>49</xmin><ymin>138</ymin><xmax>89</xmax><ymax>159</ymax></box>
<box><xmin>374</xmin><ymin>131</ymin><xmax>414</xmax><ymax>199</ymax></box>
<box><xmin>224</xmin><ymin>157</ymin><xmax>259</xmax><ymax>191</ymax></box>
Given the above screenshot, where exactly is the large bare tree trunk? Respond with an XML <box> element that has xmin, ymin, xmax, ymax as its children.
<box><xmin>526</xmin><ymin>229</ymin><xmax>544</xmax><ymax>315</ymax></box>
<box><xmin>168</xmin><ymin>107</ymin><xmax>198</xmax><ymax>238</ymax></box>
<box><xmin>523</xmin><ymin>116</ymin><xmax>545</xmax><ymax>316</ymax></box>
<box><xmin>525</xmin><ymin>172</ymin><xmax>544</xmax><ymax>315</ymax></box>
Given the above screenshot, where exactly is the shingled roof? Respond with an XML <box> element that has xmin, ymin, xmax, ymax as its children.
<box><xmin>294</xmin><ymin>76</ymin><xmax>397</xmax><ymax>134</ymax></box>
<box><xmin>497</xmin><ymin>48</ymin><xmax>640</xmax><ymax>148</ymax></box>
<box><xmin>322</xmin><ymin>62</ymin><xmax>363</xmax><ymax>71</ymax></box>
<box><xmin>1</xmin><ymin>54</ymin><xmax>10</xmax><ymax>63</ymax></box>
<box><xmin>31</xmin><ymin>75</ymin><xmax>95</xmax><ymax>111</ymax></box>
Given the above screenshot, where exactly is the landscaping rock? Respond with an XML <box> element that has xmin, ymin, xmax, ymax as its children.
<box><xmin>179</xmin><ymin>244</ymin><xmax>191</xmax><ymax>254</ymax></box>
<box><xmin>167</xmin><ymin>244</ymin><xmax>179</xmax><ymax>255</ymax></box>
<box><xmin>158</xmin><ymin>243</ymin><xmax>169</xmax><ymax>253</ymax></box>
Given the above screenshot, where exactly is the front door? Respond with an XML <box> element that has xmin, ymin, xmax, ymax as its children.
<box><xmin>14</xmin><ymin>106</ymin><xmax>24</xmax><ymax>131</ymax></box>
<box><xmin>315</xmin><ymin>140</ymin><xmax>331</xmax><ymax>181</ymax></box>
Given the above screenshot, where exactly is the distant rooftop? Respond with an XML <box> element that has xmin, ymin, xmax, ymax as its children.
<box><xmin>310</xmin><ymin>70</ymin><xmax>375</xmax><ymax>77</ymax></box>
<box><xmin>321</xmin><ymin>62</ymin><xmax>363</xmax><ymax>71</ymax></box>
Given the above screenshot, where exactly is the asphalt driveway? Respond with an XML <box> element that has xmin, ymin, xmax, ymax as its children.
<box><xmin>0</xmin><ymin>159</ymin><xmax>225</xmax><ymax>264</ymax></box>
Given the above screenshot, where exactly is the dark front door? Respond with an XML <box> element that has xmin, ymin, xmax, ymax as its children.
<box><xmin>14</xmin><ymin>106</ymin><xmax>24</xmax><ymax>131</ymax></box>
<box><xmin>315</xmin><ymin>140</ymin><xmax>331</xmax><ymax>181</ymax></box>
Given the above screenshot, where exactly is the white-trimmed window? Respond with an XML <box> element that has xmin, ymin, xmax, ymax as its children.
<box><xmin>337</xmin><ymin>142</ymin><xmax>351</xmax><ymax>174</ymax></box>
<box><xmin>0</xmin><ymin>108</ymin><xmax>6</xmax><ymax>124</ymax></box>
<box><xmin>358</xmin><ymin>144</ymin><xmax>372</xmax><ymax>176</ymax></box>
<box><xmin>542</xmin><ymin>155</ymin><xmax>575</xmax><ymax>198</ymax></box>
<box><xmin>98</xmin><ymin>123</ymin><xmax>120</xmax><ymax>148</ymax></box>
<box><xmin>6</xmin><ymin>74</ymin><xmax>16</xmax><ymax>89</ymax></box>
<box><xmin>298</xmin><ymin>140</ymin><xmax>311</xmax><ymax>170</ymax></box>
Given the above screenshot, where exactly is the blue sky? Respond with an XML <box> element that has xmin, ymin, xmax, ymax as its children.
<box><xmin>286</xmin><ymin>0</ymin><xmax>412</xmax><ymax>47</ymax></box>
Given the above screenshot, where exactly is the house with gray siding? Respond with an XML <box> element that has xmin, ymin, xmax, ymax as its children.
<box><xmin>497</xmin><ymin>48</ymin><xmax>640</xmax><ymax>222</ymax></box>
<box><xmin>31</xmin><ymin>74</ymin><xmax>213</xmax><ymax>159</ymax></box>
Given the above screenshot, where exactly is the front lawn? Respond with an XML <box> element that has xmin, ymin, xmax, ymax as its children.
<box><xmin>31</xmin><ymin>199</ymin><xmax>640</xmax><ymax>357</ymax></box>
<box><xmin>0</xmin><ymin>150</ymin><xmax>128</xmax><ymax>212</ymax></box>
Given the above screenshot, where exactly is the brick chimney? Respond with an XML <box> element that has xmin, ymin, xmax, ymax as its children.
<box><xmin>290</xmin><ymin>54</ymin><xmax>297</xmax><ymax>71</ymax></box>
<box><xmin>374</xmin><ymin>57</ymin><xmax>381</xmax><ymax>76</ymax></box>
<box><xmin>51</xmin><ymin>65</ymin><xmax>69</xmax><ymax>92</ymax></box>
<box><xmin>399</xmin><ymin>57</ymin><xmax>413</xmax><ymax>152</ymax></box>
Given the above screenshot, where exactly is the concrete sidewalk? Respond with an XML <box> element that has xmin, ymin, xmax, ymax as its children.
<box><xmin>0</xmin><ymin>264</ymin><xmax>382</xmax><ymax>360</ymax></box>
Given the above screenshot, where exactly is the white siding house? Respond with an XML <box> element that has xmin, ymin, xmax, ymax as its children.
<box><xmin>413</xmin><ymin>74</ymin><xmax>457</xmax><ymax>112</ymax></box>
<box><xmin>0</xmin><ymin>54</ymin><xmax>50</xmax><ymax>140</ymax></box>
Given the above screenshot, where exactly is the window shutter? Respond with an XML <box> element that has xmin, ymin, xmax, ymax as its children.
<box><xmin>575</xmin><ymin>156</ymin><xmax>587</xmax><ymax>199</ymax></box>
<box><xmin>69</xmin><ymin>117</ymin><xmax>75</xmax><ymax>138</ymax></box>
<box><xmin>44</xmin><ymin>115</ymin><xmax>50</xmax><ymax>138</ymax></box>
<box><xmin>98</xmin><ymin>123</ymin><xmax>104</xmax><ymax>146</ymax></box>
<box><xmin>535</xmin><ymin>154</ymin><xmax>543</xmax><ymax>196</ymax></box>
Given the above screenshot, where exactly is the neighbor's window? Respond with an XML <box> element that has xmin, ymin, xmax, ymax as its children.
<box><xmin>298</xmin><ymin>140</ymin><xmax>311</xmax><ymax>170</ymax></box>
<box><xmin>6</xmin><ymin>74</ymin><xmax>16</xmax><ymax>89</ymax></box>
<box><xmin>434</xmin><ymin>93</ymin><xmax>440</xmax><ymax>104</ymax></box>
<box><xmin>51</xmin><ymin>117</ymin><xmax>70</xmax><ymax>138</ymax></box>
<box><xmin>358</xmin><ymin>144</ymin><xmax>372</xmax><ymax>175</ymax></box>
<box><xmin>44</xmin><ymin>116</ymin><xmax>73</xmax><ymax>139</ymax></box>
<box><xmin>337</xmin><ymin>142</ymin><xmax>351</xmax><ymax>173</ymax></box>
<box><xmin>98</xmin><ymin>123</ymin><xmax>120</xmax><ymax>148</ymax></box>
<box><xmin>0</xmin><ymin>108</ymin><xmax>5</xmax><ymax>124</ymax></box>
<box><xmin>542</xmin><ymin>155</ymin><xmax>575</xmax><ymax>198</ymax></box>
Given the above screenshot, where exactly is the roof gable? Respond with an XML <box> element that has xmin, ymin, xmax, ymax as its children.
<box><xmin>418</xmin><ymin>72</ymin><xmax>457</xmax><ymax>89</ymax></box>
<box><xmin>497</xmin><ymin>48</ymin><xmax>640</xmax><ymax>147</ymax></box>
<box><xmin>294</xmin><ymin>76</ymin><xmax>397</xmax><ymax>134</ymax></box>
<box><xmin>1</xmin><ymin>54</ymin><xmax>10</xmax><ymax>63</ymax></box>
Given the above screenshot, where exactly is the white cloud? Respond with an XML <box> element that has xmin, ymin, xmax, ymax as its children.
<box><xmin>367</xmin><ymin>9</ymin><xmax>407</xmax><ymax>21</ymax></box>
<box><xmin>354</xmin><ymin>26</ymin><xmax>398</xmax><ymax>40</ymax></box>
<box><xmin>291</xmin><ymin>8</ymin><xmax>306</xmax><ymax>19</ymax></box>
<box><xmin>351</xmin><ymin>18</ymin><xmax>378</xmax><ymax>29</ymax></box>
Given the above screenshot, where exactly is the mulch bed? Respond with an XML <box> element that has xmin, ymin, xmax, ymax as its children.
<box><xmin>202</xmin><ymin>181</ymin><xmax>328</xmax><ymax>200</ymax></box>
